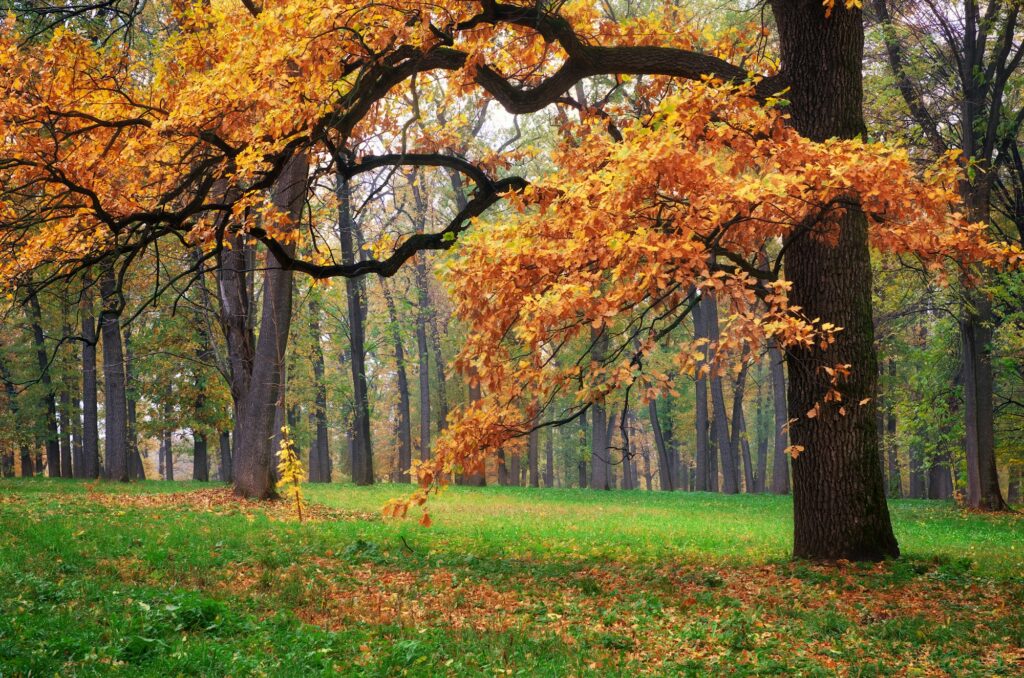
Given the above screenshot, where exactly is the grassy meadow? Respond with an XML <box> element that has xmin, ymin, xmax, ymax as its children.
<box><xmin>0</xmin><ymin>479</ymin><xmax>1021</xmax><ymax>675</ymax></box>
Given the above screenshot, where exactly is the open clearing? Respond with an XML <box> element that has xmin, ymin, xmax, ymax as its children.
<box><xmin>0</xmin><ymin>480</ymin><xmax>1021</xmax><ymax>676</ymax></box>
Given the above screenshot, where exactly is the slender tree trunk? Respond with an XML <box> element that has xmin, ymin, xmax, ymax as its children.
<box><xmin>754</xmin><ymin>358</ymin><xmax>768</xmax><ymax>492</ymax></box>
<box><xmin>768</xmin><ymin>340</ymin><xmax>789</xmax><ymax>494</ymax></box>
<box><xmin>415</xmin><ymin>256</ymin><xmax>432</xmax><ymax>462</ymax></box>
<box><xmin>590</xmin><ymin>330</ymin><xmax>611</xmax><ymax>490</ymax></box>
<box><xmin>544</xmin><ymin>427</ymin><xmax>555</xmax><ymax>488</ymax></box>
<box><xmin>27</xmin><ymin>292</ymin><xmax>60</xmax><ymax>476</ymax></box>
<box><xmin>232</xmin><ymin>156</ymin><xmax>306</xmax><ymax>498</ymax></box>
<box><xmin>78</xmin><ymin>292</ymin><xmax>98</xmax><ymax>478</ymax></box>
<box><xmin>219</xmin><ymin>431</ymin><xmax>232</xmax><ymax>482</ymax></box>
<box><xmin>703</xmin><ymin>293</ymin><xmax>739</xmax><ymax>493</ymax></box>
<box><xmin>528</xmin><ymin>424</ymin><xmax>540</xmax><ymax>487</ymax></box>
<box><xmin>650</xmin><ymin>399</ymin><xmax>675</xmax><ymax>491</ymax></box>
<box><xmin>497</xmin><ymin>449</ymin><xmax>509</xmax><ymax>485</ymax></box>
<box><xmin>772</xmin><ymin>0</ymin><xmax>898</xmax><ymax>560</ymax></box>
<box><xmin>162</xmin><ymin>428</ymin><xmax>174</xmax><ymax>481</ymax></box>
<box><xmin>124</xmin><ymin>327</ymin><xmax>145</xmax><ymax>480</ymax></box>
<box><xmin>307</xmin><ymin>297</ymin><xmax>332</xmax><ymax>483</ymax></box>
<box><xmin>0</xmin><ymin>353</ymin><xmax>33</xmax><ymax>477</ymax></box>
<box><xmin>731</xmin><ymin>359</ymin><xmax>755</xmax><ymax>492</ymax></box>
<box><xmin>960</xmin><ymin>293</ymin><xmax>1008</xmax><ymax>510</ymax></box>
<box><xmin>578</xmin><ymin>411</ymin><xmax>588</xmax><ymax>488</ymax></box>
<box><xmin>693</xmin><ymin>298</ymin><xmax>713</xmax><ymax>491</ymax></box>
<box><xmin>98</xmin><ymin>267</ymin><xmax>130</xmax><ymax>482</ymax></box>
<box><xmin>58</xmin><ymin>384</ymin><xmax>73</xmax><ymax>478</ymax></box>
<box><xmin>381</xmin><ymin>280</ymin><xmax>412</xmax><ymax>482</ymax></box>
<box><xmin>907</xmin><ymin>443</ymin><xmax>925</xmax><ymax>499</ymax></box>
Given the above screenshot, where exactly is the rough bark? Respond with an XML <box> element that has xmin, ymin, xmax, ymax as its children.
<box><xmin>772</xmin><ymin>0</ymin><xmax>899</xmax><ymax>560</ymax></box>
<box><xmin>337</xmin><ymin>172</ymin><xmax>374</xmax><ymax>485</ymax></box>
<box><xmin>80</xmin><ymin>277</ymin><xmax>99</xmax><ymax>478</ymax></box>
<box><xmin>99</xmin><ymin>266</ymin><xmax>130</xmax><ymax>482</ymax></box>
<box><xmin>927</xmin><ymin>451</ymin><xmax>954</xmax><ymax>500</ymax></box>
<box><xmin>232</xmin><ymin>155</ymin><xmax>306</xmax><ymax>498</ymax></box>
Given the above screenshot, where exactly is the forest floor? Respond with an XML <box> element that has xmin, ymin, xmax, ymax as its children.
<box><xmin>0</xmin><ymin>480</ymin><xmax>1021</xmax><ymax>676</ymax></box>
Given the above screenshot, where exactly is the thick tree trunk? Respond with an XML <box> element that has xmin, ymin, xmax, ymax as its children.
<box><xmin>772</xmin><ymin>0</ymin><xmax>898</xmax><ymax>560</ymax></box>
<box><xmin>1007</xmin><ymin>465</ymin><xmax>1021</xmax><ymax>505</ymax></box>
<box><xmin>232</xmin><ymin>156</ymin><xmax>306</xmax><ymax>498</ymax></box>
<box><xmin>381</xmin><ymin>280</ymin><xmax>412</xmax><ymax>482</ymax></box>
<box><xmin>509</xmin><ymin>453</ymin><xmax>521</xmax><ymax>487</ymax></box>
<box><xmin>79</xmin><ymin>278</ymin><xmax>100</xmax><ymax>478</ymax></box>
<box><xmin>193</xmin><ymin>432</ymin><xmax>209</xmax><ymax>481</ymax></box>
<box><xmin>27</xmin><ymin>292</ymin><xmax>60</xmax><ymax>476</ymax></box>
<box><xmin>337</xmin><ymin>172</ymin><xmax>374</xmax><ymax>485</ymax></box>
<box><xmin>98</xmin><ymin>267</ymin><xmax>130</xmax><ymax>482</ymax></box>
<box><xmin>926</xmin><ymin>451</ymin><xmax>953</xmax><ymax>500</ymax></box>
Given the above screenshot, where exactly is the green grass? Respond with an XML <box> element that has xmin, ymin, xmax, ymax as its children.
<box><xmin>0</xmin><ymin>479</ymin><xmax>1021</xmax><ymax>676</ymax></box>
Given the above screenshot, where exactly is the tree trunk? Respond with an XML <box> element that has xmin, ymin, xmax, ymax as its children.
<box><xmin>528</xmin><ymin>424</ymin><xmax>540</xmax><ymax>487</ymax></box>
<box><xmin>590</xmin><ymin>330</ymin><xmax>611</xmax><ymax>490</ymax></box>
<box><xmin>650</xmin><ymin>398</ymin><xmax>676</xmax><ymax>491</ymax></box>
<box><xmin>162</xmin><ymin>428</ymin><xmax>174</xmax><ymax>481</ymax></box>
<box><xmin>232</xmin><ymin>156</ymin><xmax>306</xmax><ymax>498</ymax></box>
<box><xmin>544</xmin><ymin>427</ymin><xmax>555</xmax><ymax>488</ymax></box>
<box><xmin>58</xmin><ymin>384</ymin><xmax>73</xmax><ymax>478</ymax></box>
<box><xmin>307</xmin><ymin>298</ymin><xmax>332</xmax><ymax>483</ymax></box>
<box><xmin>772</xmin><ymin>0</ymin><xmax>898</xmax><ymax>560</ymax></box>
<box><xmin>731</xmin><ymin>358</ymin><xmax>755</xmax><ymax>492</ymax></box>
<box><xmin>692</xmin><ymin>298</ymin><xmax>714</xmax><ymax>491</ymax></box>
<box><xmin>219</xmin><ymin>431</ymin><xmax>232</xmax><ymax>482</ymax></box>
<box><xmin>509</xmin><ymin>453</ymin><xmax>521</xmax><ymax>487</ymax></box>
<box><xmin>907</xmin><ymin>443</ymin><xmax>925</xmax><ymax>499</ymax></box>
<box><xmin>1007</xmin><ymin>465</ymin><xmax>1021</xmax><ymax>505</ymax></box>
<box><xmin>926</xmin><ymin>451</ymin><xmax>953</xmax><ymax>500</ymax></box>
<box><xmin>79</xmin><ymin>277</ymin><xmax>100</xmax><ymax>479</ymax></box>
<box><xmin>381</xmin><ymin>279</ymin><xmax>412</xmax><ymax>483</ymax></box>
<box><xmin>768</xmin><ymin>340</ymin><xmax>789</xmax><ymax>493</ymax></box>
<box><xmin>960</xmin><ymin>293</ymin><xmax>1008</xmax><ymax>510</ymax></box>
<box><xmin>703</xmin><ymin>293</ymin><xmax>739</xmax><ymax>493</ymax></box>
<box><xmin>415</xmin><ymin>255</ymin><xmax>432</xmax><ymax>462</ymax></box>
<box><xmin>193</xmin><ymin>432</ymin><xmax>209</xmax><ymax>481</ymax></box>
<box><xmin>27</xmin><ymin>292</ymin><xmax>60</xmax><ymax>476</ymax></box>
<box><xmin>337</xmin><ymin>172</ymin><xmax>374</xmax><ymax>485</ymax></box>
<box><xmin>124</xmin><ymin>326</ymin><xmax>145</xmax><ymax>480</ymax></box>
<box><xmin>98</xmin><ymin>267</ymin><xmax>130</xmax><ymax>482</ymax></box>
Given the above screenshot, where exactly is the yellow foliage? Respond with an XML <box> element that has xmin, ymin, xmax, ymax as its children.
<box><xmin>276</xmin><ymin>426</ymin><xmax>305</xmax><ymax>523</ymax></box>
